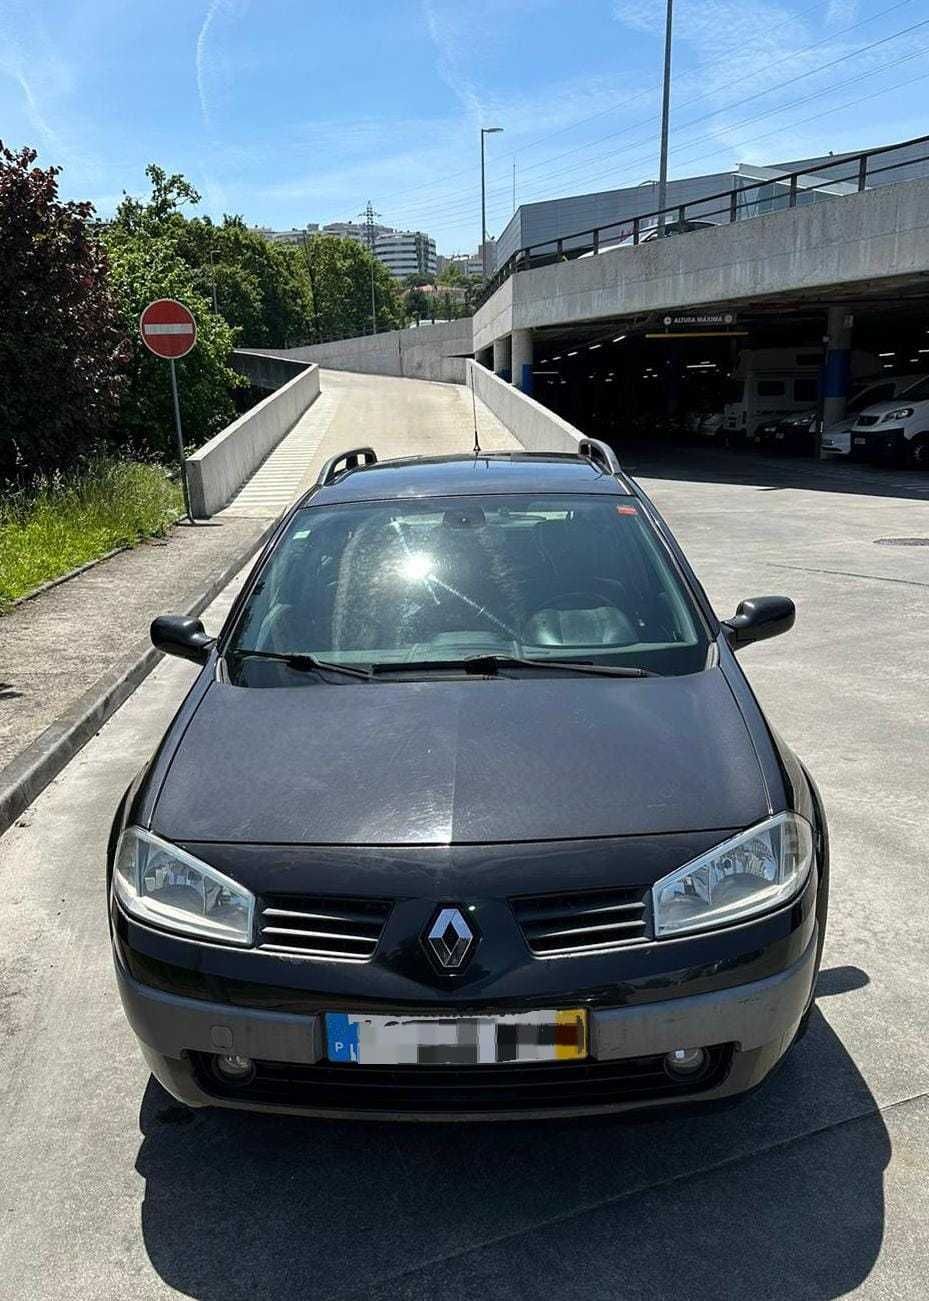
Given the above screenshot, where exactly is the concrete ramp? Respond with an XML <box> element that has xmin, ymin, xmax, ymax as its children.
<box><xmin>219</xmin><ymin>369</ymin><xmax>519</xmax><ymax>519</ymax></box>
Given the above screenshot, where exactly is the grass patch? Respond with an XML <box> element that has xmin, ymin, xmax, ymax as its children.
<box><xmin>0</xmin><ymin>459</ymin><xmax>182</xmax><ymax>608</ymax></box>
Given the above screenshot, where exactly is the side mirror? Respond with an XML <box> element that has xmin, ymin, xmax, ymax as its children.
<box><xmin>723</xmin><ymin>596</ymin><xmax>795</xmax><ymax>650</ymax></box>
<box><xmin>151</xmin><ymin>614</ymin><xmax>215</xmax><ymax>665</ymax></box>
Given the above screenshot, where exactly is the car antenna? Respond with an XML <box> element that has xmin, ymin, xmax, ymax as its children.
<box><xmin>469</xmin><ymin>369</ymin><xmax>482</xmax><ymax>456</ymax></box>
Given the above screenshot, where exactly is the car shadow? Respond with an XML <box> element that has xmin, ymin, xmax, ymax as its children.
<box><xmin>136</xmin><ymin>975</ymin><xmax>888</xmax><ymax>1300</ymax></box>
<box><xmin>613</xmin><ymin>439</ymin><xmax>929</xmax><ymax>504</ymax></box>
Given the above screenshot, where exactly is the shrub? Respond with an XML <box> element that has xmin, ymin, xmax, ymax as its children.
<box><xmin>0</xmin><ymin>459</ymin><xmax>181</xmax><ymax>606</ymax></box>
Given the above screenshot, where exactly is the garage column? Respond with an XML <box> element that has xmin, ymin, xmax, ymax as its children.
<box><xmin>823</xmin><ymin>306</ymin><xmax>854</xmax><ymax>429</ymax></box>
<box><xmin>510</xmin><ymin>329</ymin><xmax>534</xmax><ymax>394</ymax></box>
<box><xmin>492</xmin><ymin>335</ymin><xmax>511</xmax><ymax>383</ymax></box>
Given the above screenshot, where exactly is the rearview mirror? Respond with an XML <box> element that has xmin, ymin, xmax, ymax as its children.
<box><xmin>151</xmin><ymin>614</ymin><xmax>215</xmax><ymax>665</ymax></box>
<box><xmin>723</xmin><ymin>596</ymin><xmax>795</xmax><ymax>650</ymax></box>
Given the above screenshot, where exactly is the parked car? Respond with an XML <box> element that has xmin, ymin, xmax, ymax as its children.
<box><xmin>849</xmin><ymin>373</ymin><xmax>929</xmax><ymax>466</ymax></box>
<box><xmin>579</xmin><ymin>218</ymin><xmax>717</xmax><ymax>257</ymax></box>
<box><xmin>821</xmin><ymin>374</ymin><xmax>928</xmax><ymax>457</ymax></box>
<box><xmin>109</xmin><ymin>439</ymin><xmax>828</xmax><ymax>1120</ymax></box>
<box><xmin>756</xmin><ymin>409</ymin><xmax>820</xmax><ymax>455</ymax></box>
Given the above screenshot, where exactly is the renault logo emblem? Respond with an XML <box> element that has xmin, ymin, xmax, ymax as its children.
<box><xmin>426</xmin><ymin>907</ymin><xmax>475</xmax><ymax>970</ymax></box>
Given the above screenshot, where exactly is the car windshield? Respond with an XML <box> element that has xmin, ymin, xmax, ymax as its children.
<box><xmin>225</xmin><ymin>493</ymin><xmax>709</xmax><ymax>683</ymax></box>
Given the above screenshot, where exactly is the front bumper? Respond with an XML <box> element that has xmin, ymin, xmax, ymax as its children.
<box><xmin>114</xmin><ymin>925</ymin><xmax>818</xmax><ymax>1120</ymax></box>
<box><xmin>851</xmin><ymin>427</ymin><xmax>905</xmax><ymax>459</ymax></box>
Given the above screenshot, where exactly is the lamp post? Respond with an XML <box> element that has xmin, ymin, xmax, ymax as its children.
<box><xmin>481</xmin><ymin>126</ymin><xmax>503</xmax><ymax>277</ymax></box>
<box><xmin>656</xmin><ymin>0</ymin><xmax>673</xmax><ymax>235</ymax></box>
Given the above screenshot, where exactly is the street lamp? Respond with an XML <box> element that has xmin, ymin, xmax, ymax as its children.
<box><xmin>656</xmin><ymin>0</ymin><xmax>673</xmax><ymax>235</ymax></box>
<box><xmin>481</xmin><ymin>127</ymin><xmax>503</xmax><ymax>277</ymax></box>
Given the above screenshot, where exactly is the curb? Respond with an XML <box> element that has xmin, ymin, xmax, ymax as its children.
<box><xmin>0</xmin><ymin>518</ymin><xmax>279</xmax><ymax>839</ymax></box>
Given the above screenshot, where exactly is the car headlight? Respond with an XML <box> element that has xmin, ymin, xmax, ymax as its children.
<box><xmin>881</xmin><ymin>407</ymin><xmax>913</xmax><ymax>422</ymax></box>
<box><xmin>652</xmin><ymin>812</ymin><xmax>814</xmax><ymax>937</ymax></box>
<box><xmin>113</xmin><ymin>827</ymin><xmax>254</xmax><ymax>945</ymax></box>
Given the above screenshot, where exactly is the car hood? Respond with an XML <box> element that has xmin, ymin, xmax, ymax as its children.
<box><xmin>855</xmin><ymin>398</ymin><xmax>926</xmax><ymax>423</ymax></box>
<box><xmin>151</xmin><ymin>669</ymin><xmax>769</xmax><ymax>846</ymax></box>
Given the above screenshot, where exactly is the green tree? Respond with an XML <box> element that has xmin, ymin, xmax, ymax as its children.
<box><xmin>103</xmin><ymin>229</ymin><xmax>240</xmax><ymax>460</ymax></box>
<box><xmin>436</xmin><ymin>262</ymin><xmax>464</xmax><ymax>287</ymax></box>
<box><xmin>114</xmin><ymin>169</ymin><xmax>314</xmax><ymax>348</ymax></box>
<box><xmin>0</xmin><ymin>143</ymin><xmax>126</xmax><ymax>481</ymax></box>
<box><xmin>404</xmin><ymin>287</ymin><xmax>431</xmax><ymax>324</ymax></box>
<box><xmin>303</xmin><ymin>236</ymin><xmax>403</xmax><ymax>340</ymax></box>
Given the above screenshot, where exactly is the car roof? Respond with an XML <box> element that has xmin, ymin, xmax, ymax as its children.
<box><xmin>304</xmin><ymin>452</ymin><xmax>635</xmax><ymax>506</ymax></box>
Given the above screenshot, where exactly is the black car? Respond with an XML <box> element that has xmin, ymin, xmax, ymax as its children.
<box><xmin>756</xmin><ymin>410</ymin><xmax>819</xmax><ymax>456</ymax></box>
<box><xmin>109</xmin><ymin>438</ymin><xmax>828</xmax><ymax>1121</ymax></box>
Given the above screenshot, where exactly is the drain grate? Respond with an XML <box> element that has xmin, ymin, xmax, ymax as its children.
<box><xmin>874</xmin><ymin>537</ymin><xmax>929</xmax><ymax>547</ymax></box>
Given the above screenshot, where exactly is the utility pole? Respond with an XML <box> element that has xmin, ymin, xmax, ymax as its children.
<box><xmin>656</xmin><ymin>0</ymin><xmax>673</xmax><ymax>235</ymax></box>
<box><xmin>358</xmin><ymin>200</ymin><xmax>381</xmax><ymax>334</ymax></box>
<box><xmin>480</xmin><ymin>126</ymin><xmax>503</xmax><ymax>277</ymax></box>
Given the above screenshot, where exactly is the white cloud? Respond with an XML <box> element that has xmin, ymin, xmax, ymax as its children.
<box><xmin>827</xmin><ymin>0</ymin><xmax>859</xmax><ymax>24</ymax></box>
<box><xmin>196</xmin><ymin>0</ymin><xmax>249</xmax><ymax>135</ymax></box>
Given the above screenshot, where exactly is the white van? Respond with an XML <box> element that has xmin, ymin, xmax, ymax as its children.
<box><xmin>721</xmin><ymin>349</ymin><xmax>823</xmax><ymax>442</ymax></box>
<box><xmin>849</xmin><ymin>373</ymin><xmax>929</xmax><ymax>467</ymax></box>
<box><xmin>822</xmin><ymin>374</ymin><xmax>928</xmax><ymax>456</ymax></box>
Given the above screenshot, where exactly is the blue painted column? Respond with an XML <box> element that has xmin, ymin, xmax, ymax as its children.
<box><xmin>511</xmin><ymin>329</ymin><xmax>534</xmax><ymax>394</ymax></box>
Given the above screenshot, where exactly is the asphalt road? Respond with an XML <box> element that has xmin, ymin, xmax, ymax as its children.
<box><xmin>1</xmin><ymin>451</ymin><xmax>928</xmax><ymax>1300</ymax></box>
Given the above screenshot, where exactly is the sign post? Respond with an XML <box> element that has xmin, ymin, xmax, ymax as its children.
<box><xmin>139</xmin><ymin>298</ymin><xmax>198</xmax><ymax>521</ymax></box>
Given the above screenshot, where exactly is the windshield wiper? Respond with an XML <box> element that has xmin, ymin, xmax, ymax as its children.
<box><xmin>369</xmin><ymin>655</ymin><xmax>655</xmax><ymax>678</ymax></box>
<box><xmin>228</xmin><ymin>648</ymin><xmax>371</xmax><ymax>680</ymax></box>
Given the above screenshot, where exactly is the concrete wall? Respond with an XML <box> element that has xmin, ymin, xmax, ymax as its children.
<box><xmin>186</xmin><ymin>363</ymin><xmax>320</xmax><ymax>518</ymax></box>
<box><xmin>466</xmin><ymin>360</ymin><xmax>582</xmax><ymax>454</ymax></box>
<box><xmin>278</xmin><ymin>319</ymin><xmax>473</xmax><ymax>383</ymax></box>
<box><xmin>474</xmin><ymin>176</ymin><xmax>929</xmax><ymax>353</ymax></box>
<box><xmin>232</xmin><ymin>349</ymin><xmax>310</xmax><ymax>391</ymax></box>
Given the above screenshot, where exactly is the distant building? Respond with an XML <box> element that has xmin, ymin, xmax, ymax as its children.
<box><xmin>321</xmin><ymin>220</ymin><xmax>393</xmax><ymax>245</ymax></box>
<box><xmin>252</xmin><ymin>224</ymin><xmax>319</xmax><ymax>245</ymax></box>
<box><xmin>374</xmin><ymin>230</ymin><xmax>437</xmax><ymax>279</ymax></box>
<box><xmin>445</xmin><ymin>249</ymin><xmax>486</xmax><ymax>279</ymax></box>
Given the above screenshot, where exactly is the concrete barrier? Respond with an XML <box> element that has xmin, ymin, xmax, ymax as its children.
<box><xmin>186</xmin><ymin>362</ymin><xmax>320</xmax><ymax>517</ymax></box>
<box><xmin>466</xmin><ymin>360</ymin><xmax>582</xmax><ymax>453</ymax></box>
<box><xmin>275</xmin><ymin>319</ymin><xmax>473</xmax><ymax>383</ymax></box>
<box><xmin>233</xmin><ymin>349</ymin><xmax>311</xmax><ymax>391</ymax></box>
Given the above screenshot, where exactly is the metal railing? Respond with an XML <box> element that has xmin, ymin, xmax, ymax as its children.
<box><xmin>475</xmin><ymin>133</ymin><xmax>929</xmax><ymax>310</ymax></box>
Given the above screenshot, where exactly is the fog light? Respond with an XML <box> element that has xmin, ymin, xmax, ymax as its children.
<box><xmin>663</xmin><ymin>1047</ymin><xmax>707</xmax><ymax>1078</ymax></box>
<box><xmin>212</xmin><ymin>1053</ymin><xmax>255</xmax><ymax>1084</ymax></box>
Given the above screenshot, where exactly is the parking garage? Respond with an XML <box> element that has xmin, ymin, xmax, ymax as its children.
<box><xmin>494</xmin><ymin>292</ymin><xmax>929</xmax><ymax>469</ymax></box>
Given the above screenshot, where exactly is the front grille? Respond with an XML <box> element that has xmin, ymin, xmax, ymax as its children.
<box><xmin>191</xmin><ymin>1046</ymin><xmax>732</xmax><ymax>1114</ymax></box>
<box><xmin>511</xmin><ymin>886</ymin><xmax>650</xmax><ymax>956</ymax></box>
<box><xmin>856</xmin><ymin>415</ymin><xmax>880</xmax><ymax>427</ymax></box>
<box><xmin>257</xmin><ymin>894</ymin><xmax>391</xmax><ymax>961</ymax></box>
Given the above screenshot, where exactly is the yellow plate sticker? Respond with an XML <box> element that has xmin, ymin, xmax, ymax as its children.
<box><xmin>554</xmin><ymin>1008</ymin><xmax>588</xmax><ymax>1060</ymax></box>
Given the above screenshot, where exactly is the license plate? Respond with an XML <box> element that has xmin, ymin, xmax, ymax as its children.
<box><xmin>854</xmin><ymin>437</ymin><xmax>866</xmax><ymax>445</ymax></box>
<box><xmin>325</xmin><ymin>1009</ymin><xmax>588</xmax><ymax>1066</ymax></box>
<box><xmin>775</xmin><ymin>431</ymin><xmax>785</xmax><ymax>440</ymax></box>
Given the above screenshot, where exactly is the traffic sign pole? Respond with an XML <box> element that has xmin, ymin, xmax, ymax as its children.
<box><xmin>169</xmin><ymin>359</ymin><xmax>193</xmax><ymax>522</ymax></box>
<box><xmin>139</xmin><ymin>298</ymin><xmax>198</xmax><ymax>524</ymax></box>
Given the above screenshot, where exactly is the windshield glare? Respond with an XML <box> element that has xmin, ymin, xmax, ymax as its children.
<box><xmin>226</xmin><ymin>493</ymin><xmax>709</xmax><ymax>682</ymax></box>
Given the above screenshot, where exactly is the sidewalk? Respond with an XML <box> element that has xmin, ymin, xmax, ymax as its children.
<box><xmin>0</xmin><ymin>514</ymin><xmax>268</xmax><ymax>774</ymax></box>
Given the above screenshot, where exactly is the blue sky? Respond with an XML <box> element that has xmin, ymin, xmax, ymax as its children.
<box><xmin>1</xmin><ymin>0</ymin><xmax>928</xmax><ymax>254</ymax></box>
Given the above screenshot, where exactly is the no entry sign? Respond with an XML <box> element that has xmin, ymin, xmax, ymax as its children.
<box><xmin>139</xmin><ymin>298</ymin><xmax>197</xmax><ymax>360</ymax></box>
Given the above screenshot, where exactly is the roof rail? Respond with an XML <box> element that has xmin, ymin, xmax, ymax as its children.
<box><xmin>578</xmin><ymin>437</ymin><xmax>621</xmax><ymax>476</ymax></box>
<box><xmin>316</xmin><ymin>446</ymin><xmax>378</xmax><ymax>488</ymax></box>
